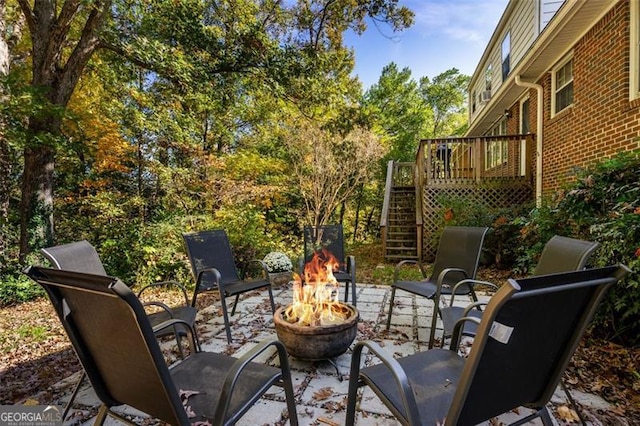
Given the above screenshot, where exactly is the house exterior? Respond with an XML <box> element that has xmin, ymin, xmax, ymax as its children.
<box><xmin>466</xmin><ymin>0</ymin><xmax>640</xmax><ymax>200</ymax></box>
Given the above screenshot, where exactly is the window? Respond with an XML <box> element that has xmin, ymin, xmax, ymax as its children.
<box><xmin>539</xmin><ymin>0</ymin><xmax>566</xmax><ymax>33</ymax></box>
<box><xmin>520</xmin><ymin>98</ymin><xmax>530</xmax><ymax>134</ymax></box>
<box><xmin>502</xmin><ymin>32</ymin><xmax>511</xmax><ymax>81</ymax></box>
<box><xmin>631</xmin><ymin>0</ymin><xmax>640</xmax><ymax>100</ymax></box>
<box><xmin>471</xmin><ymin>89</ymin><xmax>477</xmax><ymax>113</ymax></box>
<box><xmin>552</xmin><ymin>56</ymin><xmax>573</xmax><ymax>115</ymax></box>
<box><xmin>485</xmin><ymin>64</ymin><xmax>493</xmax><ymax>91</ymax></box>
<box><xmin>485</xmin><ymin>119</ymin><xmax>508</xmax><ymax>169</ymax></box>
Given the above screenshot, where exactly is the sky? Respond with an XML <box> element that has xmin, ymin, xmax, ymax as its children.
<box><xmin>344</xmin><ymin>0</ymin><xmax>510</xmax><ymax>90</ymax></box>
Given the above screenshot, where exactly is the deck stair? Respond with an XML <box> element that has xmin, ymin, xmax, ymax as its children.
<box><xmin>384</xmin><ymin>186</ymin><xmax>418</xmax><ymax>260</ymax></box>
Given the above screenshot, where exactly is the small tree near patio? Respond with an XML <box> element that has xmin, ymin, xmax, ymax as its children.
<box><xmin>285</xmin><ymin>119</ymin><xmax>386</xmax><ymax>229</ymax></box>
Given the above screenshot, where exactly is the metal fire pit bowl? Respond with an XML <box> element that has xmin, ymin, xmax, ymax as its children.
<box><xmin>273</xmin><ymin>304</ymin><xmax>359</xmax><ymax>361</ymax></box>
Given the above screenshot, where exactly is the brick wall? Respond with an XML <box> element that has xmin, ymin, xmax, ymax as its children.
<box><xmin>533</xmin><ymin>1</ymin><xmax>640</xmax><ymax>195</ymax></box>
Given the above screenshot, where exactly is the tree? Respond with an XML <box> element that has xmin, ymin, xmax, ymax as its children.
<box><xmin>363</xmin><ymin>63</ymin><xmax>427</xmax><ymax>163</ymax></box>
<box><xmin>284</xmin><ymin>119</ymin><xmax>386</xmax><ymax>229</ymax></box>
<box><xmin>9</xmin><ymin>0</ymin><xmax>413</xmax><ymax>261</ymax></box>
<box><xmin>419</xmin><ymin>68</ymin><xmax>470</xmax><ymax>138</ymax></box>
<box><xmin>15</xmin><ymin>0</ymin><xmax>111</xmax><ymax>260</ymax></box>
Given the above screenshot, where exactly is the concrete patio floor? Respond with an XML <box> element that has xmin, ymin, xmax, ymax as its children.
<box><xmin>52</xmin><ymin>282</ymin><xmax>611</xmax><ymax>426</ymax></box>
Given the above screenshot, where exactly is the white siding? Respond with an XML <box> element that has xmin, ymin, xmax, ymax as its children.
<box><xmin>510</xmin><ymin>0</ymin><xmax>536</xmax><ymax>68</ymax></box>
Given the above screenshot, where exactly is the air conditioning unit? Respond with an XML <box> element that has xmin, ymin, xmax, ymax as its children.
<box><xmin>480</xmin><ymin>90</ymin><xmax>492</xmax><ymax>103</ymax></box>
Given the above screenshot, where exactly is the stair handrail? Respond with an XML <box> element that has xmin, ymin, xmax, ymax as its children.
<box><xmin>380</xmin><ymin>160</ymin><xmax>394</xmax><ymax>229</ymax></box>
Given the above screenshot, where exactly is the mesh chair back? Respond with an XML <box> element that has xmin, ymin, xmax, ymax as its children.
<box><xmin>431</xmin><ymin>227</ymin><xmax>488</xmax><ymax>287</ymax></box>
<box><xmin>534</xmin><ymin>235</ymin><xmax>599</xmax><ymax>276</ymax></box>
<box><xmin>303</xmin><ymin>225</ymin><xmax>346</xmax><ymax>266</ymax></box>
<box><xmin>183</xmin><ymin>230</ymin><xmax>241</xmax><ymax>289</ymax></box>
<box><xmin>41</xmin><ymin>240</ymin><xmax>107</xmax><ymax>275</ymax></box>
<box><xmin>24</xmin><ymin>267</ymin><xmax>188</xmax><ymax>425</ymax></box>
<box><xmin>449</xmin><ymin>266</ymin><xmax>622</xmax><ymax>425</ymax></box>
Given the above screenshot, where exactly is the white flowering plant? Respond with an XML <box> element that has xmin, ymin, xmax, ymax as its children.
<box><xmin>263</xmin><ymin>252</ymin><xmax>293</xmax><ymax>273</ymax></box>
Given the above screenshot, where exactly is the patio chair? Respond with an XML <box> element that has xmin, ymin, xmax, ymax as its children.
<box><xmin>41</xmin><ymin>240</ymin><xmax>199</xmax><ymax>421</ymax></box>
<box><xmin>300</xmin><ymin>224</ymin><xmax>357</xmax><ymax>305</ymax></box>
<box><xmin>41</xmin><ymin>241</ymin><xmax>197</xmax><ymax>345</ymax></box>
<box><xmin>385</xmin><ymin>226</ymin><xmax>489</xmax><ymax>348</ymax></box>
<box><xmin>182</xmin><ymin>229</ymin><xmax>275</xmax><ymax>343</ymax></box>
<box><xmin>439</xmin><ymin>235</ymin><xmax>600</xmax><ymax>346</ymax></box>
<box><xmin>346</xmin><ymin>265</ymin><xmax>629</xmax><ymax>426</ymax></box>
<box><xmin>24</xmin><ymin>266</ymin><xmax>298</xmax><ymax>426</ymax></box>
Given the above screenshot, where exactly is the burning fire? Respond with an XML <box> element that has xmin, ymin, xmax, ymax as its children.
<box><xmin>283</xmin><ymin>249</ymin><xmax>351</xmax><ymax>326</ymax></box>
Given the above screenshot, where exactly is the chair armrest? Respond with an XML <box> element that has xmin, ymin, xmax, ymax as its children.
<box><xmin>192</xmin><ymin>267</ymin><xmax>222</xmax><ymax>307</ymax></box>
<box><xmin>213</xmin><ymin>339</ymin><xmax>292</xmax><ymax>424</ymax></box>
<box><xmin>196</xmin><ymin>267</ymin><xmax>221</xmax><ymax>289</ymax></box>
<box><xmin>448</xmin><ymin>279</ymin><xmax>499</xmax><ymax>306</ymax></box>
<box><xmin>449</xmin><ymin>316</ymin><xmax>482</xmax><ymax>352</ymax></box>
<box><xmin>142</xmin><ymin>301</ymin><xmax>175</xmax><ymax>317</ymax></box>
<box><xmin>345</xmin><ymin>255</ymin><xmax>356</xmax><ymax>273</ymax></box>
<box><xmin>152</xmin><ymin>319</ymin><xmax>199</xmax><ymax>355</ymax></box>
<box><xmin>393</xmin><ymin>259</ymin><xmax>429</xmax><ymax>282</ymax></box>
<box><xmin>241</xmin><ymin>259</ymin><xmax>269</xmax><ymax>280</ymax></box>
<box><xmin>461</xmin><ymin>300</ymin><xmax>488</xmax><ymax>317</ymax></box>
<box><xmin>349</xmin><ymin>341</ymin><xmax>421</xmax><ymax>425</ymax></box>
<box><xmin>137</xmin><ymin>280</ymin><xmax>190</xmax><ymax>306</ymax></box>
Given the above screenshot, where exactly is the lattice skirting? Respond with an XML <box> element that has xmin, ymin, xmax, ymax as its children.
<box><xmin>421</xmin><ymin>184</ymin><xmax>533</xmax><ymax>260</ymax></box>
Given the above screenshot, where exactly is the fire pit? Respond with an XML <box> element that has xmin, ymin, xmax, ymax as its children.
<box><xmin>274</xmin><ymin>249</ymin><xmax>359</xmax><ymax>365</ymax></box>
<box><xmin>274</xmin><ymin>303</ymin><xmax>358</xmax><ymax>360</ymax></box>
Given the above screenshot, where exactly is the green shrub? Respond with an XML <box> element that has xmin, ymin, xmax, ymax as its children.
<box><xmin>0</xmin><ymin>253</ymin><xmax>45</xmax><ymax>306</ymax></box>
<box><xmin>513</xmin><ymin>150</ymin><xmax>640</xmax><ymax>346</ymax></box>
<box><xmin>554</xmin><ymin>151</ymin><xmax>640</xmax><ymax>346</ymax></box>
<box><xmin>434</xmin><ymin>194</ymin><xmax>529</xmax><ymax>268</ymax></box>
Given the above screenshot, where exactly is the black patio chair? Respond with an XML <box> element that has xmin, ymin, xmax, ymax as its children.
<box><xmin>41</xmin><ymin>240</ymin><xmax>200</xmax><ymax>421</ymax></box>
<box><xmin>347</xmin><ymin>265</ymin><xmax>629</xmax><ymax>426</ymax></box>
<box><xmin>182</xmin><ymin>229</ymin><xmax>275</xmax><ymax>343</ymax></box>
<box><xmin>439</xmin><ymin>235</ymin><xmax>600</xmax><ymax>345</ymax></box>
<box><xmin>24</xmin><ymin>266</ymin><xmax>298</xmax><ymax>426</ymax></box>
<box><xmin>385</xmin><ymin>226</ymin><xmax>489</xmax><ymax>348</ymax></box>
<box><xmin>300</xmin><ymin>224</ymin><xmax>357</xmax><ymax>305</ymax></box>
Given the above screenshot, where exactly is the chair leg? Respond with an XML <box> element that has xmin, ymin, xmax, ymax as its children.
<box><xmin>62</xmin><ymin>371</ymin><xmax>86</xmax><ymax>421</ymax></box>
<box><xmin>509</xmin><ymin>407</ymin><xmax>554</xmax><ymax>426</ymax></box>
<box><xmin>280</xmin><ymin>366</ymin><xmax>298</xmax><ymax>426</ymax></box>
<box><xmin>346</xmin><ymin>344</ymin><xmax>366</xmax><ymax>426</ymax></box>
<box><xmin>267</xmin><ymin>286</ymin><xmax>276</xmax><ymax>313</ymax></box>
<box><xmin>561</xmin><ymin>379</ymin><xmax>587</xmax><ymax>426</ymax></box>
<box><xmin>385</xmin><ymin>287</ymin><xmax>397</xmax><ymax>330</ymax></box>
<box><xmin>94</xmin><ymin>405</ymin><xmax>109</xmax><ymax>426</ymax></box>
<box><xmin>220</xmin><ymin>296</ymin><xmax>233</xmax><ymax>343</ymax></box>
<box><xmin>350</xmin><ymin>277</ymin><xmax>357</xmax><ymax>306</ymax></box>
<box><xmin>230</xmin><ymin>294</ymin><xmax>240</xmax><ymax>316</ymax></box>
<box><xmin>428</xmin><ymin>298</ymin><xmax>440</xmax><ymax>349</ymax></box>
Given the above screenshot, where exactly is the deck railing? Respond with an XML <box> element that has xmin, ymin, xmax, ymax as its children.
<box><xmin>417</xmin><ymin>134</ymin><xmax>535</xmax><ymax>186</ymax></box>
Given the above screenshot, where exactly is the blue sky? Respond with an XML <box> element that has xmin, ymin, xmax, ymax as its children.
<box><xmin>345</xmin><ymin>0</ymin><xmax>509</xmax><ymax>89</ymax></box>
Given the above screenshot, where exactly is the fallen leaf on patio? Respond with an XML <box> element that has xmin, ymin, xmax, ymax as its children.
<box><xmin>313</xmin><ymin>387</ymin><xmax>334</xmax><ymax>400</ymax></box>
<box><xmin>317</xmin><ymin>416</ymin><xmax>340</xmax><ymax>426</ymax></box>
<box><xmin>556</xmin><ymin>405</ymin><xmax>580</xmax><ymax>422</ymax></box>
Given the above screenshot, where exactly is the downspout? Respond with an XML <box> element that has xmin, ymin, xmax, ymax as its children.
<box><xmin>515</xmin><ymin>75</ymin><xmax>543</xmax><ymax>206</ymax></box>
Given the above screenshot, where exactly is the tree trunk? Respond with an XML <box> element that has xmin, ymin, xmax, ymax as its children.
<box><xmin>0</xmin><ymin>138</ymin><xmax>11</xmax><ymax>258</ymax></box>
<box><xmin>19</xmin><ymin>142</ymin><xmax>55</xmax><ymax>261</ymax></box>
<box><xmin>16</xmin><ymin>0</ymin><xmax>107</xmax><ymax>260</ymax></box>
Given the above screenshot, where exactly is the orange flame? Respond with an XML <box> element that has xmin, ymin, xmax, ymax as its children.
<box><xmin>284</xmin><ymin>249</ymin><xmax>349</xmax><ymax>326</ymax></box>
